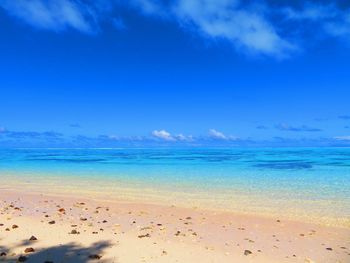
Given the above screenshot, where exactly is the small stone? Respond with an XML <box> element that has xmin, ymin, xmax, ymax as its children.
<box><xmin>29</xmin><ymin>236</ymin><xmax>38</xmax><ymax>241</ymax></box>
<box><xmin>244</xmin><ymin>250</ymin><xmax>252</xmax><ymax>256</ymax></box>
<box><xmin>24</xmin><ymin>248</ymin><xmax>35</xmax><ymax>253</ymax></box>
<box><xmin>138</xmin><ymin>233</ymin><xmax>151</xmax><ymax>238</ymax></box>
<box><xmin>88</xmin><ymin>254</ymin><xmax>102</xmax><ymax>260</ymax></box>
<box><xmin>48</xmin><ymin>221</ymin><xmax>55</xmax><ymax>224</ymax></box>
<box><xmin>58</xmin><ymin>208</ymin><xmax>65</xmax><ymax>213</ymax></box>
<box><xmin>80</xmin><ymin>218</ymin><xmax>87</xmax><ymax>221</ymax></box>
<box><xmin>326</xmin><ymin>247</ymin><xmax>333</xmax><ymax>251</ymax></box>
<box><xmin>18</xmin><ymin>256</ymin><xmax>27</xmax><ymax>262</ymax></box>
<box><xmin>0</xmin><ymin>252</ymin><xmax>7</xmax><ymax>256</ymax></box>
<box><xmin>12</xmin><ymin>224</ymin><xmax>19</xmax><ymax>229</ymax></box>
<box><xmin>70</xmin><ymin>229</ymin><xmax>79</xmax><ymax>234</ymax></box>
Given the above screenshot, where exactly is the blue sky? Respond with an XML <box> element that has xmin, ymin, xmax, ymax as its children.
<box><xmin>0</xmin><ymin>0</ymin><xmax>350</xmax><ymax>147</ymax></box>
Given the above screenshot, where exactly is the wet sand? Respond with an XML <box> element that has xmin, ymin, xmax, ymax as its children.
<box><xmin>0</xmin><ymin>189</ymin><xmax>349</xmax><ymax>262</ymax></box>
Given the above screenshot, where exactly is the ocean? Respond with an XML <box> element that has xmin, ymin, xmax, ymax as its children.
<box><xmin>1</xmin><ymin>147</ymin><xmax>349</xmax><ymax>226</ymax></box>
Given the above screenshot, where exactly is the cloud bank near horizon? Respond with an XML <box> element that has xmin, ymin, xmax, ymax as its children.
<box><xmin>1</xmin><ymin>127</ymin><xmax>350</xmax><ymax>147</ymax></box>
<box><xmin>1</xmin><ymin>0</ymin><xmax>350</xmax><ymax>58</ymax></box>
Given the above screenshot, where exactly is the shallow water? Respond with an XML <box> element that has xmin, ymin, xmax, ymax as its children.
<box><xmin>1</xmin><ymin>148</ymin><xmax>349</xmax><ymax>226</ymax></box>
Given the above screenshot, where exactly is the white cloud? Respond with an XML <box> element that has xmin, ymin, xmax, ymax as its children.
<box><xmin>334</xmin><ymin>136</ymin><xmax>350</xmax><ymax>141</ymax></box>
<box><xmin>175</xmin><ymin>133</ymin><xmax>194</xmax><ymax>142</ymax></box>
<box><xmin>151</xmin><ymin>130</ymin><xmax>194</xmax><ymax>142</ymax></box>
<box><xmin>152</xmin><ymin>130</ymin><xmax>176</xmax><ymax>141</ymax></box>
<box><xmin>2</xmin><ymin>0</ymin><xmax>350</xmax><ymax>57</ymax></box>
<box><xmin>208</xmin><ymin>129</ymin><xmax>238</xmax><ymax>141</ymax></box>
<box><xmin>284</xmin><ymin>3</ymin><xmax>350</xmax><ymax>40</ymax></box>
<box><xmin>173</xmin><ymin>0</ymin><xmax>295</xmax><ymax>57</ymax></box>
<box><xmin>0</xmin><ymin>0</ymin><xmax>95</xmax><ymax>32</ymax></box>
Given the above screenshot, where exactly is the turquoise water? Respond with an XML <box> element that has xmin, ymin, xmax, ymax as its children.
<box><xmin>1</xmin><ymin>148</ymin><xmax>350</xmax><ymax>225</ymax></box>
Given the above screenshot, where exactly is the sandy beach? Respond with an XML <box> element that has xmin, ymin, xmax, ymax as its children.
<box><xmin>0</xmin><ymin>189</ymin><xmax>349</xmax><ymax>263</ymax></box>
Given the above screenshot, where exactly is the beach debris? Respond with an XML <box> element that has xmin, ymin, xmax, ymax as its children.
<box><xmin>0</xmin><ymin>252</ymin><xmax>7</xmax><ymax>257</ymax></box>
<box><xmin>58</xmin><ymin>208</ymin><xmax>65</xmax><ymax>213</ymax></box>
<box><xmin>48</xmin><ymin>220</ymin><xmax>55</xmax><ymax>224</ymax></box>
<box><xmin>162</xmin><ymin>250</ymin><xmax>167</xmax><ymax>255</ymax></box>
<box><xmin>18</xmin><ymin>255</ymin><xmax>27</xmax><ymax>262</ymax></box>
<box><xmin>88</xmin><ymin>254</ymin><xmax>102</xmax><ymax>260</ymax></box>
<box><xmin>244</xmin><ymin>250</ymin><xmax>252</xmax><ymax>256</ymax></box>
<box><xmin>0</xmin><ymin>223</ymin><xmax>4</xmax><ymax>226</ymax></box>
<box><xmin>5</xmin><ymin>228</ymin><xmax>10</xmax><ymax>231</ymax></box>
<box><xmin>326</xmin><ymin>247</ymin><xmax>333</xmax><ymax>251</ymax></box>
<box><xmin>70</xmin><ymin>229</ymin><xmax>80</xmax><ymax>234</ymax></box>
<box><xmin>80</xmin><ymin>217</ymin><xmax>87</xmax><ymax>221</ymax></box>
<box><xmin>138</xmin><ymin>233</ymin><xmax>151</xmax><ymax>238</ymax></box>
<box><xmin>29</xmin><ymin>236</ymin><xmax>38</xmax><ymax>241</ymax></box>
<box><xmin>24</xmin><ymin>248</ymin><xmax>35</xmax><ymax>253</ymax></box>
<box><xmin>12</xmin><ymin>224</ymin><xmax>19</xmax><ymax>229</ymax></box>
<box><xmin>175</xmin><ymin>230</ymin><xmax>181</xmax><ymax>236</ymax></box>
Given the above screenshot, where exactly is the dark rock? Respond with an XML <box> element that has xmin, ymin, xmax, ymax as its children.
<box><xmin>326</xmin><ymin>247</ymin><xmax>333</xmax><ymax>251</ymax></box>
<box><xmin>70</xmin><ymin>229</ymin><xmax>79</xmax><ymax>234</ymax></box>
<box><xmin>48</xmin><ymin>221</ymin><xmax>55</xmax><ymax>225</ymax></box>
<box><xmin>24</xmin><ymin>248</ymin><xmax>35</xmax><ymax>253</ymax></box>
<box><xmin>12</xmin><ymin>224</ymin><xmax>19</xmax><ymax>229</ymax></box>
<box><xmin>138</xmin><ymin>233</ymin><xmax>151</xmax><ymax>238</ymax></box>
<box><xmin>0</xmin><ymin>252</ymin><xmax>6</xmax><ymax>256</ymax></box>
<box><xmin>29</xmin><ymin>236</ymin><xmax>38</xmax><ymax>241</ymax></box>
<box><xmin>18</xmin><ymin>255</ymin><xmax>27</xmax><ymax>262</ymax></box>
<box><xmin>88</xmin><ymin>254</ymin><xmax>102</xmax><ymax>260</ymax></box>
<box><xmin>244</xmin><ymin>250</ymin><xmax>252</xmax><ymax>256</ymax></box>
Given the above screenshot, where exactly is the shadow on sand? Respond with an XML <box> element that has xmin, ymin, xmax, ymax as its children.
<box><xmin>0</xmin><ymin>240</ymin><xmax>114</xmax><ymax>262</ymax></box>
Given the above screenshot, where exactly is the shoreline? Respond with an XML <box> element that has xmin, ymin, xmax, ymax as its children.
<box><xmin>1</xmin><ymin>176</ymin><xmax>349</xmax><ymax>229</ymax></box>
<box><xmin>1</xmin><ymin>189</ymin><xmax>349</xmax><ymax>262</ymax></box>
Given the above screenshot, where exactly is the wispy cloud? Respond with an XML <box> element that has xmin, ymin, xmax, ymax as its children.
<box><xmin>208</xmin><ymin>129</ymin><xmax>238</xmax><ymax>140</ymax></box>
<box><xmin>275</xmin><ymin>123</ymin><xmax>322</xmax><ymax>132</ymax></box>
<box><xmin>151</xmin><ymin>130</ymin><xmax>193</xmax><ymax>142</ymax></box>
<box><xmin>256</xmin><ymin>125</ymin><xmax>268</xmax><ymax>130</ymax></box>
<box><xmin>1</xmin><ymin>0</ymin><xmax>350</xmax><ymax>57</ymax></box>
<box><xmin>172</xmin><ymin>0</ymin><xmax>294</xmax><ymax>57</ymax></box>
<box><xmin>339</xmin><ymin>115</ymin><xmax>350</xmax><ymax>120</ymax></box>
<box><xmin>0</xmin><ymin>129</ymin><xmax>63</xmax><ymax>140</ymax></box>
<box><xmin>334</xmin><ymin>136</ymin><xmax>350</xmax><ymax>141</ymax></box>
<box><xmin>152</xmin><ymin>130</ymin><xmax>176</xmax><ymax>141</ymax></box>
<box><xmin>0</xmin><ymin>0</ymin><xmax>96</xmax><ymax>33</ymax></box>
<box><xmin>283</xmin><ymin>2</ymin><xmax>350</xmax><ymax>40</ymax></box>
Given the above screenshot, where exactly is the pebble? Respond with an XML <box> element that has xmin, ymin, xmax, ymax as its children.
<box><xmin>24</xmin><ymin>247</ymin><xmax>35</xmax><ymax>253</ymax></box>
